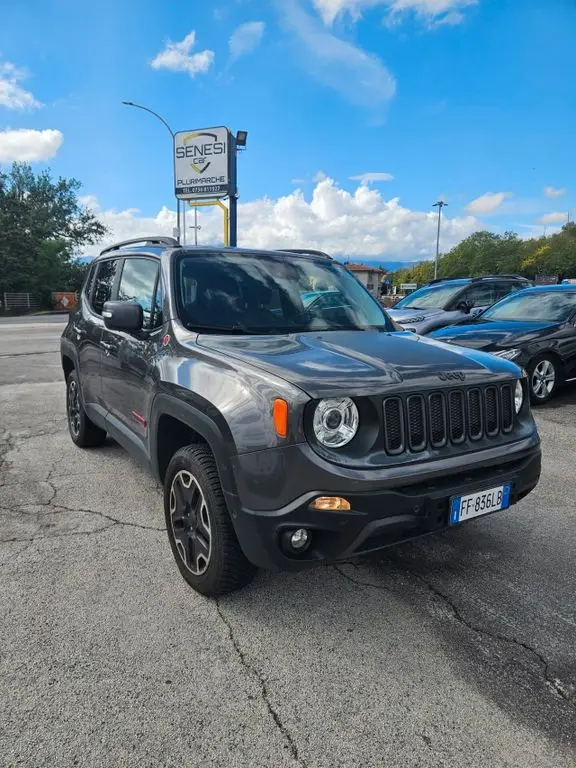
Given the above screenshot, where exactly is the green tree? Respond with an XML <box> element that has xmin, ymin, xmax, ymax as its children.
<box><xmin>0</xmin><ymin>162</ymin><xmax>107</xmax><ymax>306</ymax></box>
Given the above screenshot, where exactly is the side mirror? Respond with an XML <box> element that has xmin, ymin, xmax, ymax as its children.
<box><xmin>457</xmin><ymin>300</ymin><xmax>473</xmax><ymax>314</ymax></box>
<box><xmin>102</xmin><ymin>301</ymin><xmax>143</xmax><ymax>333</ymax></box>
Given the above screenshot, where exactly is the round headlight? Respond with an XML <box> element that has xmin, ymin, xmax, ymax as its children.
<box><xmin>313</xmin><ymin>398</ymin><xmax>359</xmax><ymax>448</ymax></box>
<box><xmin>515</xmin><ymin>379</ymin><xmax>524</xmax><ymax>414</ymax></box>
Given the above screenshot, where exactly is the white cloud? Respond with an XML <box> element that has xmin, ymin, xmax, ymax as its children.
<box><xmin>276</xmin><ymin>0</ymin><xmax>396</xmax><ymax>113</ymax></box>
<box><xmin>0</xmin><ymin>128</ymin><xmax>63</xmax><ymax>162</ymax></box>
<box><xmin>150</xmin><ymin>31</ymin><xmax>214</xmax><ymax>77</ymax></box>
<box><xmin>229</xmin><ymin>21</ymin><xmax>265</xmax><ymax>61</ymax></box>
<box><xmin>0</xmin><ymin>61</ymin><xmax>42</xmax><ymax>110</ymax></box>
<box><xmin>313</xmin><ymin>170</ymin><xmax>328</xmax><ymax>182</ymax></box>
<box><xmin>312</xmin><ymin>0</ymin><xmax>477</xmax><ymax>26</ymax></box>
<box><xmin>544</xmin><ymin>185</ymin><xmax>566</xmax><ymax>200</ymax></box>
<box><xmin>536</xmin><ymin>212</ymin><xmax>569</xmax><ymax>225</ymax></box>
<box><xmin>84</xmin><ymin>178</ymin><xmax>479</xmax><ymax>260</ymax></box>
<box><xmin>465</xmin><ymin>191</ymin><xmax>512</xmax><ymax>215</ymax></box>
<box><xmin>349</xmin><ymin>172</ymin><xmax>394</xmax><ymax>184</ymax></box>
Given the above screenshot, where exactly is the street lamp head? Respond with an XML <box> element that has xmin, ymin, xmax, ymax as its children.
<box><xmin>235</xmin><ymin>130</ymin><xmax>248</xmax><ymax>148</ymax></box>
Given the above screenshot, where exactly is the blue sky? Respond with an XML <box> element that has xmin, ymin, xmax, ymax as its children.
<box><xmin>1</xmin><ymin>0</ymin><xmax>575</xmax><ymax>261</ymax></box>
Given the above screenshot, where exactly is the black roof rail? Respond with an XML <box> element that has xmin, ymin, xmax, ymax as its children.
<box><xmin>279</xmin><ymin>248</ymin><xmax>332</xmax><ymax>260</ymax></box>
<box><xmin>471</xmin><ymin>274</ymin><xmax>529</xmax><ymax>282</ymax></box>
<box><xmin>99</xmin><ymin>236</ymin><xmax>180</xmax><ymax>256</ymax></box>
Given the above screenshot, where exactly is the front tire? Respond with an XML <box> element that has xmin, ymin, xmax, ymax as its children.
<box><xmin>528</xmin><ymin>354</ymin><xmax>562</xmax><ymax>404</ymax></box>
<box><xmin>164</xmin><ymin>445</ymin><xmax>257</xmax><ymax>597</ymax></box>
<box><xmin>66</xmin><ymin>370</ymin><xmax>107</xmax><ymax>447</ymax></box>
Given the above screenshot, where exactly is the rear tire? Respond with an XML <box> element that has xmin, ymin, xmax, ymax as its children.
<box><xmin>164</xmin><ymin>445</ymin><xmax>257</xmax><ymax>597</ymax></box>
<box><xmin>527</xmin><ymin>353</ymin><xmax>563</xmax><ymax>405</ymax></box>
<box><xmin>66</xmin><ymin>370</ymin><xmax>107</xmax><ymax>447</ymax></box>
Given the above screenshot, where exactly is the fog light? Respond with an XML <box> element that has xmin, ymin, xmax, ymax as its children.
<box><xmin>310</xmin><ymin>496</ymin><xmax>351</xmax><ymax>511</ymax></box>
<box><xmin>290</xmin><ymin>529</ymin><xmax>310</xmax><ymax>551</ymax></box>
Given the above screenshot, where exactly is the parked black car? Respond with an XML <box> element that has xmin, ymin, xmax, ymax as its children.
<box><xmin>430</xmin><ymin>285</ymin><xmax>576</xmax><ymax>403</ymax></box>
<box><xmin>388</xmin><ymin>275</ymin><xmax>532</xmax><ymax>334</ymax></box>
<box><xmin>61</xmin><ymin>237</ymin><xmax>541</xmax><ymax>596</ymax></box>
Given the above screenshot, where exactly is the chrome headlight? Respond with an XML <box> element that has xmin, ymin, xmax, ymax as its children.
<box><xmin>515</xmin><ymin>379</ymin><xmax>524</xmax><ymax>413</ymax></box>
<box><xmin>493</xmin><ymin>348</ymin><xmax>521</xmax><ymax>361</ymax></box>
<box><xmin>313</xmin><ymin>398</ymin><xmax>359</xmax><ymax>448</ymax></box>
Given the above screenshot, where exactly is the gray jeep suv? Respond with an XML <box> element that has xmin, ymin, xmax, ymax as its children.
<box><xmin>61</xmin><ymin>238</ymin><xmax>541</xmax><ymax>597</ymax></box>
<box><xmin>388</xmin><ymin>275</ymin><xmax>532</xmax><ymax>334</ymax></box>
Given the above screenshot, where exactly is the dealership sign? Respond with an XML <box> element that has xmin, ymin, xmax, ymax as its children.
<box><xmin>174</xmin><ymin>127</ymin><xmax>231</xmax><ymax>200</ymax></box>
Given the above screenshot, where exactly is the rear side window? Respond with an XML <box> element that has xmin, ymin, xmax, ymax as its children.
<box><xmin>83</xmin><ymin>262</ymin><xmax>97</xmax><ymax>302</ymax></box>
<box><xmin>91</xmin><ymin>259</ymin><xmax>120</xmax><ymax>315</ymax></box>
<box><xmin>117</xmin><ymin>258</ymin><xmax>160</xmax><ymax>328</ymax></box>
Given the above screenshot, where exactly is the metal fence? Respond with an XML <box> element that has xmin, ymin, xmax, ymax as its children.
<box><xmin>2</xmin><ymin>292</ymin><xmax>41</xmax><ymax>312</ymax></box>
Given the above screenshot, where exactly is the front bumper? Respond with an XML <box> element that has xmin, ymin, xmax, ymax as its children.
<box><xmin>227</xmin><ymin>441</ymin><xmax>541</xmax><ymax>571</ymax></box>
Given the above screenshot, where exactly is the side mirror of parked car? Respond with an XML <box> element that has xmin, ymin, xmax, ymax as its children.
<box><xmin>456</xmin><ymin>300</ymin><xmax>474</xmax><ymax>313</ymax></box>
<box><xmin>102</xmin><ymin>301</ymin><xmax>143</xmax><ymax>333</ymax></box>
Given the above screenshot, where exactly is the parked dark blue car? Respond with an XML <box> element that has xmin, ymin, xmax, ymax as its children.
<box><xmin>430</xmin><ymin>285</ymin><xmax>576</xmax><ymax>403</ymax></box>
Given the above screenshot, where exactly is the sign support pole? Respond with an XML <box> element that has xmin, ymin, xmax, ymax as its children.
<box><xmin>188</xmin><ymin>200</ymin><xmax>230</xmax><ymax>247</ymax></box>
<box><xmin>229</xmin><ymin>133</ymin><xmax>238</xmax><ymax>247</ymax></box>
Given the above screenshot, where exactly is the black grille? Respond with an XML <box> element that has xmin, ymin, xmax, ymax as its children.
<box><xmin>501</xmin><ymin>384</ymin><xmax>514</xmax><ymax>432</ymax></box>
<box><xmin>382</xmin><ymin>383</ymin><xmax>516</xmax><ymax>455</ymax></box>
<box><xmin>383</xmin><ymin>397</ymin><xmax>404</xmax><ymax>454</ymax></box>
<box><xmin>407</xmin><ymin>395</ymin><xmax>426</xmax><ymax>451</ymax></box>
<box><xmin>429</xmin><ymin>393</ymin><xmax>446</xmax><ymax>448</ymax></box>
<box><xmin>468</xmin><ymin>389</ymin><xmax>483</xmax><ymax>440</ymax></box>
<box><xmin>485</xmin><ymin>387</ymin><xmax>499</xmax><ymax>436</ymax></box>
<box><xmin>449</xmin><ymin>390</ymin><xmax>466</xmax><ymax>443</ymax></box>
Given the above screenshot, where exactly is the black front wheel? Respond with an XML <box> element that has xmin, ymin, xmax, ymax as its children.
<box><xmin>528</xmin><ymin>354</ymin><xmax>562</xmax><ymax>404</ymax></box>
<box><xmin>66</xmin><ymin>370</ymin><xmax>107</xmax><ymax>447</ymax></box>
<box><xmin>164</xmin><ymin>445</ymin><xmax>257</xmax><ymax>597</ymax></box>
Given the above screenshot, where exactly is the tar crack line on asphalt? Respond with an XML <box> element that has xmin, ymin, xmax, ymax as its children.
<box><xmin>412</xmin><ymin>570</ymin><xmax>576</xmax><ymax>710</ymax></box>
<box><xmin>0</xmin><ymin>350</ymin><xmax>60</xmax><ymax>358</ymax></box>
<box><xmin>215</xmin><ymin>600</ymin><xmax>308</xmax><ymax>767</ymax></box>
<box><xmin>335</xmin><ymin>562</ymin><xmax>575</xmax><ymax>710</ymax></box>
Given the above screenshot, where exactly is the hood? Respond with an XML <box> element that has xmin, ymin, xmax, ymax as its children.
<box><xmin>387</xmin><ymin>307</ymin><xmax>443</xmax><ymax>324</ymax></box>
<box><xmin>430</xmin><ymin>320</ymin><xmax>560</xmax><ymax>350</ymax></box>
<box><xmin>195</xmin><ymin>330</ymin><xmax>516</xmax><ymax>398</ymax></box>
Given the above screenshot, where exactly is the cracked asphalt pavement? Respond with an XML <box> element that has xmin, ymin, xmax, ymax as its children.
<box><xmin>1</xmin><ymin>317</ymin><xmax>575</xmax><ymax>768</ymax></box>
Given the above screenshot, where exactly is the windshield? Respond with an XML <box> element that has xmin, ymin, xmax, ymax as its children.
<box><xmin>482</xmin><ymin>290</ymin><xmax>576</xmax><ymax>322</ymax></box>
<box><xmin>174</xmin><ymin>252</ymin><xmax>394</xmax><ymax>334</ymax></box>
<box><xmin>394</xmin><ymin>283</ymin><xmax>466</xmax><ymax>310</ymax></box>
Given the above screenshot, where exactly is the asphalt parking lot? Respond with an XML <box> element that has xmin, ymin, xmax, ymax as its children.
<box><xmin>1</xmin><ymin>316</ymin><xmax>575</xmax><ymax>768</ymax></box>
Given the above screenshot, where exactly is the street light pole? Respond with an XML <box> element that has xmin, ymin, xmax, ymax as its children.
<box><xmin>121</xmin><ymin>101</ymin><xmax>181</xmax><ymax>243</ymax></box>
<box><xmin>433</xmin><ymin>200</ymin><xmax>448</xmax><ymax>279</ymax></box>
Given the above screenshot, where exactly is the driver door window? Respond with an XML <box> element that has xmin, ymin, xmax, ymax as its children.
<box><xmin>117</xmin><ymin>258</ymin><xmax>160</xmax><ymax>329</ymax></box>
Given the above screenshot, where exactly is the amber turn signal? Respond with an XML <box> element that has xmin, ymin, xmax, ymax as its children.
<box><xmin>273</xmin><ymin>399</ymin><xmax>288</xmax><ymax>438</ymax></box>
<box><xmin>310</xmin><ymin>496</ymin><xmax>351</xmax><ymax>511</ymax></box>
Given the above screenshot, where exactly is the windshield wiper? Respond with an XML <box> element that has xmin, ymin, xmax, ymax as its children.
<box><xmin>185</xmin><ymin>323</ymin><xmax>249</xmax><ymax>334</ymax></box>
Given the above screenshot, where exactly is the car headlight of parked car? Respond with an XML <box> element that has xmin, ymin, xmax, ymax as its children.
<box><xmin>515</xmin><ymin>379</ymin><xmax>524</xmax><ymax>413</ymax></box>
<box><xmin>493</xmin><ymin>348</ymin><xmax>521</xmax><ymax>361</ymax></box>
<box><xmin>313</xmin><ymin>397</ymin><xmax>359</xmax><ymax>448</ymax></box>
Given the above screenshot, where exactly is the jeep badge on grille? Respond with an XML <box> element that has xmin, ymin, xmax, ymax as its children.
<box><xmin>438</xmin><ymin>371</ymin><xmax>466</xmax><ymax>381</ymax></box>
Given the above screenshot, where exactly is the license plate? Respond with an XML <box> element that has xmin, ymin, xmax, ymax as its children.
<box><xmin>450</xmin><ymin>483</ymin><xmax>511</xmax><ymax>525</ymax></box>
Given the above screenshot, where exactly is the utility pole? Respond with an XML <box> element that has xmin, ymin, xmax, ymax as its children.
<box><xmin>433</xmin><ymin>200</ymin><xmax>448</xmax><ymax>279</ymax></box>
<box><xmin>121</xmin><ymin>101</ymin><xmax>181</xmax><ymax>243</ymax></box>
